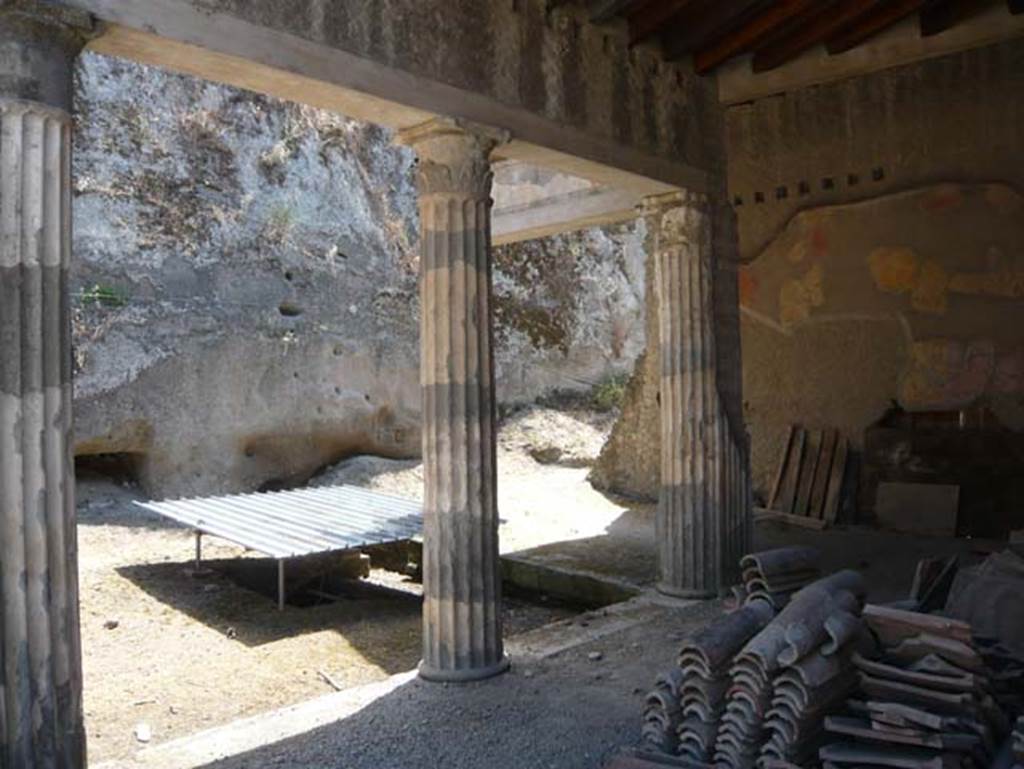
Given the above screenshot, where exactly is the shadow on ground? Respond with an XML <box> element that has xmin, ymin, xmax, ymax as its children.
<box><xmin>116</xmin><ymin>553</ymin><xmax>577</xmax><ymax>654</ymax></box>
<box><xmin>504</xmin><ymin>489</ymin><xmax>999</xmax><ymax>606</ymax></box>
<box><xmin>753</xmin><ymin>521</ymin><xmax>994</xmax><ymax>603</ymax></box>
<box><xmin>115</xmin><ymin>556</ymin><xmax>424</xmax><ymax>659</ymax></box>
<box><xmin>141</xmin><ymin>599</ymin><xmax>727</xmax><ymax>769</ymax></box>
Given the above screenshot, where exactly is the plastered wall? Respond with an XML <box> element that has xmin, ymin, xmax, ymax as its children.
<box><xmin>731</xmin><ymin>38</ymin><xmax>1024</xmax><ymax>499</ymax></box>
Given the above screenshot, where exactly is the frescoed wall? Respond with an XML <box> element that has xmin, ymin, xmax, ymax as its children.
<box><xmin>740</xmin><ymin>182</ymin><xmax>1024</xmax><ymax>499</ymax></box>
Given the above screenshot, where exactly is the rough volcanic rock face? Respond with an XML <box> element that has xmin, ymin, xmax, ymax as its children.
<box><xmin>70</xmin><ymin>52</ymin><xmax>645</xmax><ymax>498</ymax></box>
<box><xmin>493</xmin><ymin>226</ymin><xmax>646</xmax><ymax>399</ymax></box>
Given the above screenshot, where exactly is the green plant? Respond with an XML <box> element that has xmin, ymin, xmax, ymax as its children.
<box><xmin>81</xmin><ymin>283</ymin><xmax>129</xmax><ymax>309</ymax></box>
<box><xmin>264</xmin><ymin>204</ymin><xmax>295</xmax><ymax>243</ymax></box>
<box><xmin>591</xmin><ymin>373</ymin><xmax>629</xmax><ymax>413</ymax></box>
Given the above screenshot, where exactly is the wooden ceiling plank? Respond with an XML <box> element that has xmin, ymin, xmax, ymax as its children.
<box><xmin>627</xmin><ymin>0</ymin><xmax>701</xmax><ymax>45</ymax></box>
<box><xmin>663</xmin><ymin>0</ymin><xmax>774</xmax><ymax>63</ymax></box>
<box><xmin>751</xmin><ymin>0</ymin><xmax>883</xmax><ymax>72</ymax></box>
<box><xmin>826</xmin><ymin>0</ymin><xmax>928</xmax><ymax>54</ymax></box>
<box><xmin>690</xmin><ymin>0</ymin><xmax>821</xmax><ymax>72</ymax></box>
<box><xmin>920</xmin><ymin>0</ymin><xmax>1001</xmax><ymax>36</ymax></box>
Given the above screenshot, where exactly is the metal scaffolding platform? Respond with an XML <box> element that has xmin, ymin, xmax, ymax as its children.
<box><xmin>135</xmin><ymin>484</ymin><xmax>423</xmax><ymax>609</ymax></box>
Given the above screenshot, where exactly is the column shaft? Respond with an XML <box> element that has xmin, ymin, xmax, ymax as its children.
<box><xmin>399</xmin><ymin>118</ymin><xmax>509</xmax><ymax>682</ymax></box>
<box><xmin>0</xmin><ymin>99</ymin><xmax>83</xmax><ymax>769</ymax></box>
<box><xmin>650</xmin><ymin>191</ymin><xmax>750</xmax><ymax>598</ymax></box>
<box><xmin>1</xmin><ymin>7</ymin><xmax>89</xmax><ymax>766</ymax></box>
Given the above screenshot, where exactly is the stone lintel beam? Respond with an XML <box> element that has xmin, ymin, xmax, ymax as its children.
<box><xmin>1</xmin><ymin>4</ymin><xmax>89</xmax><ymax>767</ymax></box>
<box><xmin>397</xmin><ymin>117</ymin><xmax>510</xmax><ymax>683</ymax></box>
<box><xmin>491</xmin><ymin>185</ymin><xmax>641</xmax><ymax>246</ymax></box>
<box><xmin>58</xmin><ymin>0</ymin><xmax>708</xmax><ymax>195</ymax></box>
<box><xmin>645</xmin><ymin>189</ymin><xmax>729</xmax><ymax>599</ymax></box>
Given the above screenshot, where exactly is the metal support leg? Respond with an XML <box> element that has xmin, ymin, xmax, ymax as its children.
<box><xmin>277</xmin><ymin>559</ymin><xmax>285</xmax><ymax>611</ymax></box>
<box><xmin>194</xmin><ymin>531</ymin><xmax>203</xmax><ymax>570</ymax></box>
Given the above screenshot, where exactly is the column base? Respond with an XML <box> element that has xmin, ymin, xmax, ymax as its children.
<box><xmin>656</xmin><ymin>582</ymin><xmax>719</xmax><ymax>600</ymax></box>
<box><xmin>418</xmin><ymin>655</ymin><xmax>511</xmax><ymax>684</ymax></box>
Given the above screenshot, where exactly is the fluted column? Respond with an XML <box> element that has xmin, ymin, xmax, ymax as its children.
<box><xmin>648</xmin><ymin>190</ymin><xmax>730</xmax><ymax>599</ymax></box>
<box><xmin>398</xmin><ymin>117</ymin><xmax>510</xmax><ymax>682</ymax></box>
<box><xmin>1</xmin><ymin>4</ymin><xmax>91</xmax><ymax>767</ymax></box>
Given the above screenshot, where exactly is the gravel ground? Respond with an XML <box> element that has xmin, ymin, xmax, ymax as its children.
<box><xmin>194</xmin><ymin>601</ymin><xmax>727</xmax><ymax>769</ymax></box>
<box><xmin>78</xmin><ymin>403</ymin><xmax>622</xmax><ymax>765</ymax></box>
<box><xmin>79</xmin><ymin>492</ymin><xmax>575</xmax><ymax>764</ymax></box>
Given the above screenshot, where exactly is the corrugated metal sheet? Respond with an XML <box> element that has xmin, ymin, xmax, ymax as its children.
<box><xmin>135</xmin><ymin>484</ymin><xmax>423</xmax><ymax>559</ymax></box>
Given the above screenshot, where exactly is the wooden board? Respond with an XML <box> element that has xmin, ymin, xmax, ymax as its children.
<box><xmin>776</xmin><ymin>427</ymin><xmax>806</xmax><ymax>514</ymax></box>
<box><xmin>875</xmin><ymin>482</ymin><xmax>959</xmax><ymax>537</ymax></box>
<box><xmin>808</xmin><ymin>428</ymin><xmax>837</xmax><ymax>519</ymax></box>
<box><xmin>794</xmin><ymin>429</ymin><xmax>822</xmax><ymax>516</ymax></box>
<box><xmin>768</xmin><ymin>425</ymin><xmax>797</xmax><ymax>511</ymax></box>
<box><xmin>754</xmin><ymin>507</ymin><xmax>828</xmax><ymax>530</ymax></box>
<box><xmin>764</xmin><ymin>424</ymin><xmax>847</xmax><ymax>527</ymax></box>
<box><xmin>863</xmin><ymin>604</ymin><xmax>973</xmax><ymax>645</ymax></box>
<box><xmin>823</xmin><ymin>437</ymin><xmax>848</xmax><ymax>525</ymax></box>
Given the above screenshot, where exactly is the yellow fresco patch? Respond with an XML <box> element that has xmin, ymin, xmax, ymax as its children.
<box><xmin>786</xmin><ymin>239</ymin><xmax>808</xmax><ymax>264</ymax></box>
<box><xmin>947</xmin><ymin>248</ymin><xmax>1024</xmax><ymax>299</ymax></box>
<box><xmin>779</xmin><ymin>263</ymin><xmax>824</xmax><ymax>327</ymax></box>
<box><xmin>950</xmin><ymin>270</ymin><xmax>1024</xmax><ymax>299</ymax></box>
<box><xmin>910</xmin><ymin>258</ymin><xmax>950</xmax><ymax>315</ymax></box>
<box><xmin>868</xmin><ymin>246</ymin><xmax>919</xmax><ymax>294</ymax></box>
<box><xmin>950</xmin><ymin>271</ymin><xmax>999</xmax><ymax>297</ymax></box>
<box><xmin>804</xmin><ymin>262</ymin><xmax>824</xmax><ymax>307</ymax></box>
<box><xmin>779</xmin><ymin>281</ymin><xmax>809</xmax><ymax>326</ymax></box>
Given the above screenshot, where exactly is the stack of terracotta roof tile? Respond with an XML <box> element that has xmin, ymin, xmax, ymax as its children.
<box><xmin>674</xmin><ymin>600</ymin><xmax>776</xmax><ymax>764</ymax></box>
<box><xmin>737</xmin><ymin>547</ymin><xmax>822</xmax><ymax>610</ymax></box>
<box><xmin>713</xmin><ymin>570</ymin><xmax>866</xmax><ymax>769</ymax></box>
<box><xmin>759</xmin><ymin>623</ymin><xmax>874</xmax><ymax>767</ymax></box>
<box><xmin>1013</xmin><ymin>716</ymin><xmax>1023</xmax><ymax>768</ymax></box>
<box><xmin>976</xmin><ymin>639</ymin><xmax>1024</xmax><ymax>719</ymax></box>
<box><xmin>641</xmin><ymin>668</ymin><xmax>685</xmax><ymax>754</ymax></box>
<box><xmin>819</xmin><ymin>605</ymin><xmax>1011</xmax><ymax>769</ymax></box>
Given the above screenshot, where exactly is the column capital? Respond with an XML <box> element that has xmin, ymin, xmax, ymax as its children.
<box><xmin>0</xmin><ymin>1</ymin><xmax>95</xmax><ymax>111</ymax></box>
<box><xmin>0</xmin><ymin>0</ymin><xmax>94</xmax><ymax>28</ymax></box>
<box><xmin>639</xmin><ymin>189</ymin><xmax>710</xmax><ymax>216</ymax></box>
<box><xmin>396</xmin><ymin>116</ymin><xmax>510</xmax><ymax>199</ymax></box>
<box><xmin>641</xmin><ymin>189</ymin><xmax>710</xmax><ymax>250</ymax></box>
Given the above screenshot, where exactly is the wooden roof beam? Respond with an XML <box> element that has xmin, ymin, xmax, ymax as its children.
<box><xmin>627</xmin><ymin>0</ymin><xmax>701</xmax><ymax>45</ymax></box>
<box><xmin>826</xmin><ymin>0</ymin><xmax>928</xmax><ymax>54</ymax></box>
<box><xmin>691</xmin><ymin>0</ymin><xmax>821</xmax><ymax>72</ymax></box>
<box><xmin>663</xmin><ymin>0</ymin><xmax>773</xmax><ymax>63</ymax></box>
<box><xmin>751</xmin><ymin>0</ymin><xmax>884</xmax><ymax>71</ymax></box>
